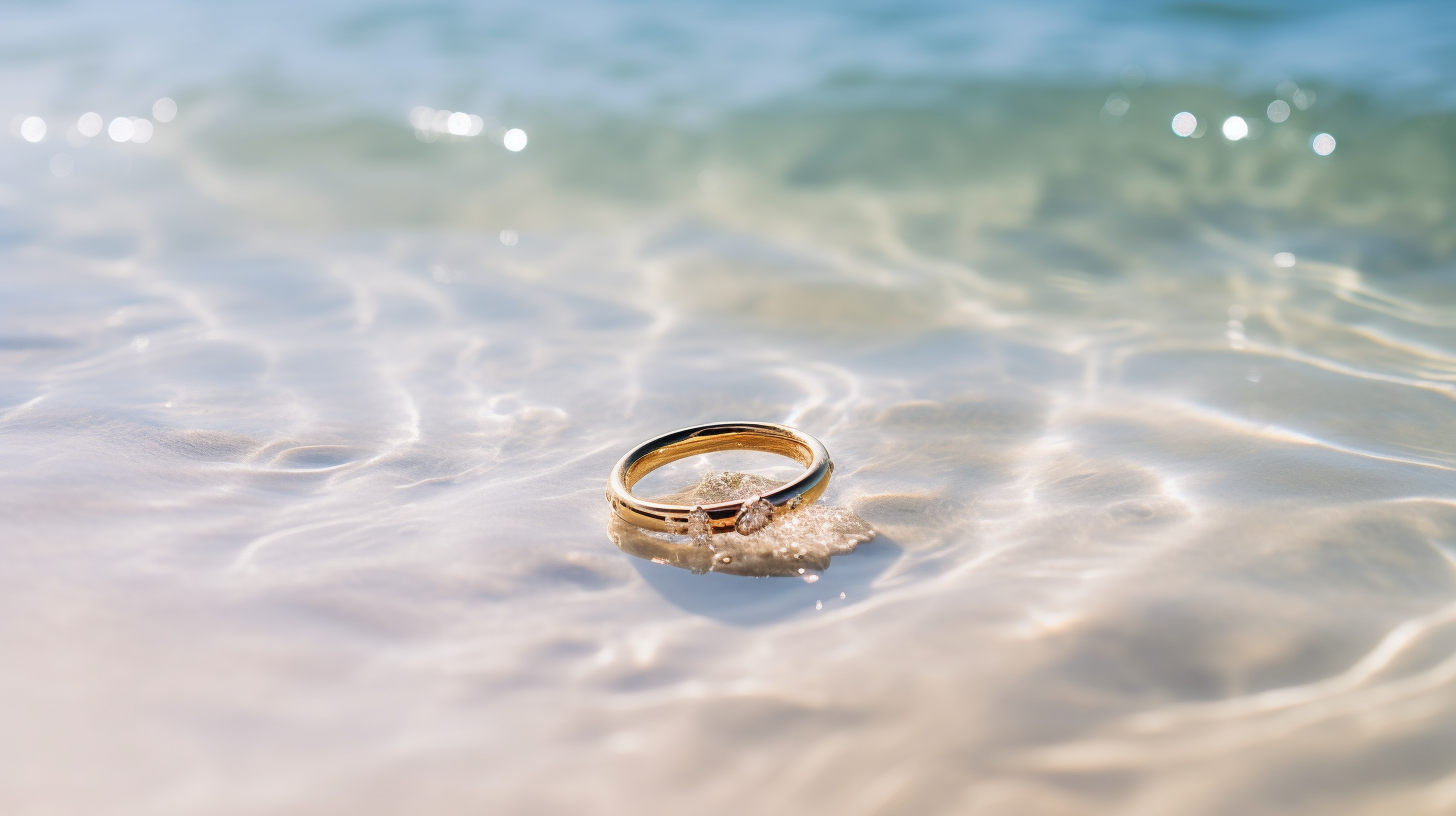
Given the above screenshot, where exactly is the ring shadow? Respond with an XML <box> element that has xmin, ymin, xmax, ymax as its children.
<box><xmin>621</xmin><ymin>532</ymin><xmax>903</xmax><ymax>627</ymax></box>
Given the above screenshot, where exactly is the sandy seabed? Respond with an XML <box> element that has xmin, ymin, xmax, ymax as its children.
<box><xmin>3</xmin><ymin>2</ymin><xmax>1456</xmax><ymax>814</ymax></box>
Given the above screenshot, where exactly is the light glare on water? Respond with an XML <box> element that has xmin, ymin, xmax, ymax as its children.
<box><xmin>1</xmin><ymin>1</ymin><xmax>1456</xmax><ymax>815</ymax></box>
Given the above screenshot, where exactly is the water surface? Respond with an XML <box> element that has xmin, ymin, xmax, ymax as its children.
<box><xmin>3</xmin><ymin>2</ymin><xmax>1456</xmax><ymax>814</ymax></box>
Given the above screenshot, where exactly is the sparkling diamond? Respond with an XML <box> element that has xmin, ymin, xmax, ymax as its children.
<box><xmin>734</xmin><ymin>496</ymin><xmax>774</xmax><ymax>535</ymax></box>
<box><xmin>682</xmin><ymin>506</ymin><xmax>711</xmax><ymax>547</ymax></box>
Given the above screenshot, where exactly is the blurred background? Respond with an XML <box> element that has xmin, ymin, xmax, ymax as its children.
<box><xmin>2</xmin><ymin>1</ymin><xmax>1455</xmax><ymax>814</ymax></box>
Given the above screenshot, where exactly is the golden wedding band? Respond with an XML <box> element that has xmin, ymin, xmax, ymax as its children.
<box><xmin>606</xmin><ymin>422</ymin><xmax>833</xmax><ymax>536</ymax></box>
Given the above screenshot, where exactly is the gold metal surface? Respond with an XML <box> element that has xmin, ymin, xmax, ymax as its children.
<box><xmin>606</xmin><ymin>422</ymin><xmax>833</xmax><ymax>534</ymax></box>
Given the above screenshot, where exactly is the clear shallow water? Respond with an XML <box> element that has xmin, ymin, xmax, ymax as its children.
<box><xmin>3</xmin><ymin>2</ymin><xmax>1456</xmax><ymax>814</ymax></box>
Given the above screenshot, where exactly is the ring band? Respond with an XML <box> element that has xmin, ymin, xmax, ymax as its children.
<box><xmin>606</xmin><ymin>422</ymin><xmax>833</xmax><ymax>535</ymax></box>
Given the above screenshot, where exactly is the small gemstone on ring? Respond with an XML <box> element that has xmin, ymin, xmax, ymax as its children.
<box><xmin>682</xmin><ymin>506</ymin><xmax>712</xmax><ymax>547</ymax></box>
<box><xmin>734</xmin><ymin>496</ymin><xmax>774</xmax><ymax>535</ymax></box>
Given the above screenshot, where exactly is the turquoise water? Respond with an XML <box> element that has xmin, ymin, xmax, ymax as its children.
<box><xmin>3</xmin><ymin>2</ymin><xmax>1456</xmax><ymax>814</ymax></box>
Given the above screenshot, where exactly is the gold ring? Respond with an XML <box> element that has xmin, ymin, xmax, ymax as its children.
<box><xmin>606</xmin><ymin>422</ymin><xmax>833</xmax><ymax>538</ymax></box>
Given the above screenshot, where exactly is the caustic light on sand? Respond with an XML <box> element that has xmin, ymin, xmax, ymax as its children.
<box><xmin>20</xmin><ymin>116</ymin><xmax>46</xmax><ymax>143</ymax></box>
<box><xmin>1222</xmin><ymin>116</ymin><xmax>1249</xmax><ymax>141</ymax></box>
<box><xmin>1311</xmin><ymin>133</ymin><xmax>1336</xmax><ymax>156</ymax></box>
<box><xmin>503</xmin><ymin>128</ymin><xmax>528</xmax><ymax>151</ymax></box>
<box><xmin>1171</xmin><ymin>112</ymin><xmax>1197</xmax><ymax>137</ymax></box>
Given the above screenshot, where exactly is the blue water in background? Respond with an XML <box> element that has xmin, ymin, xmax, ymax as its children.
<box><xmin>2</xmin><ymin>2</ymin><xmax>1455</xmax><ymax>815</ymax></box>
<box><xmin>7</xmin><ymin>1</ymin><xmax>1455</xmax><ymax>114</ymax></box>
